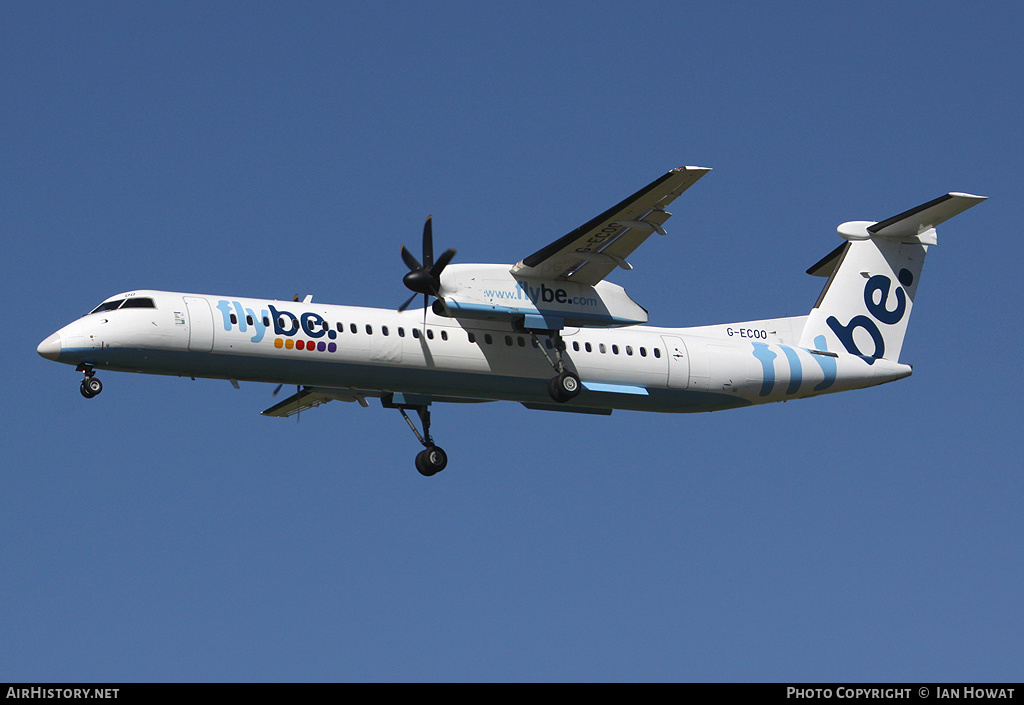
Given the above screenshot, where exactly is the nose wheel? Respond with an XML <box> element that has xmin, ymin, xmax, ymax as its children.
<box><xmin>383</xmin><ymin>393</ymin><xmax>448</xmax><ymax>476</ymax></box>
<box><xmin>415</xmin><ymin>446</ymin><xmax>448</xmax><ymax>477</ymax></box>
<box><xmin>79</xmin><ymin>367</ymin><xmax>103</xmax><ymax>398</ymax></box>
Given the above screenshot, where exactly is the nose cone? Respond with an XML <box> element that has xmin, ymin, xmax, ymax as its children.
<box><xmin>37</xmin><ymin>332</ymin><xmax>62</xmax><ymax>361</ymax></box>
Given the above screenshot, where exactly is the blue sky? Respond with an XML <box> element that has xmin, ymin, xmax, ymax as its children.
<box><xmin>3</xmin><ymin>1</ymin><xmax>1021</xmax><ymax>682</ymax></box>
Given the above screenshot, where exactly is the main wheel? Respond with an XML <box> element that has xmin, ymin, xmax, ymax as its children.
<box><xmin>415</xmin><ymin>446</ymin><xmax>448</xmax><ymax>477</ymax></box>
<box><xmin>80</xmin><ymin>377</ymin><xmax>102</xmax><ymax>398</ymax></box>
<box><xmin>548</xmin><ymin>371</ymin><xmax>580</xmax><ymax>403</ymax></box>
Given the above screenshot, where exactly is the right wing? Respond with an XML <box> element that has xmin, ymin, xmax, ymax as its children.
<box><xmin>510</xmin><ymin>166</ymin><xmax>710</xmax><ymax>285</ymax></box>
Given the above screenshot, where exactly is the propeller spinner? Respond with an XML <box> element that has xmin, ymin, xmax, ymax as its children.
<box><xmin>398</xmin><ymin>216</ymin><xmax>456</xmax><ymax>313</ymax></box>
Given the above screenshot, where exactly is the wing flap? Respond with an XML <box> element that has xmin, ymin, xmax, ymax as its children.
<box><xmin>512</xmin><ymin>166</ymin><xmax>710</xmax><ymax>285</ymax></box>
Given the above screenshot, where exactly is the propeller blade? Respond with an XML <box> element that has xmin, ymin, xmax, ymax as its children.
<box><xmin>422</xmin><ymin>216</ymin><xmax>433</xmax><ymax>269</ymax></box>
<box><xmin>272</xmin><ymin>384</ymin><xmax>283</xmax><ymax>397</ymax></box>
<box><xmin>400</xmin><ymin>245</ymin><xmax>422</xmax><ymax>272</ymax></box>
<box><xmin>430</xmin><ymin>247</ymin><xmax>457</xmax><ymax>277</ymax></box>
<box><xmin>398</xmin><ymin>292</ymin><xmax>419</xmax><ymax>312</ymax></box>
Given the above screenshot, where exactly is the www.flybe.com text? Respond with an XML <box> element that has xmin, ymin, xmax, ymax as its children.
<box><xmin>484</xmin><ymin>282</ymin><xmax>598</xmax><ymax>307</ymax></box>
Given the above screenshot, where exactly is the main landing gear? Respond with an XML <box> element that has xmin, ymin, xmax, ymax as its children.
<box><xmin>526</xmin><ymin>329</ymin><xmax>581</xmax><ymax>404</ymax></box>
<box><xmin>78</xmin><ymin>365</ymin><xmax>103</xmax><ymax>398</ymax></box>
<box><xmin>383</xmin><ymin>393</ymin><xmax>448</xmax><ymax>477</ymax></box>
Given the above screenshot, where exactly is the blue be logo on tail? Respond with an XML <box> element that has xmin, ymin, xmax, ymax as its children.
<box><xmin>826</xmin><ymin>269</ymin><xmax>912</xmax><ymax>363</ymax></box>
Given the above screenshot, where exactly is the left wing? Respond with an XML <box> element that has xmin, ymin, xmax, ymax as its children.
<box><xmin>510</xmin><ymin>166</ymin><xmax>710</xmax><ymax>285</ymax></box>
<box><xmin>261</xmin><ymin>386</ymin><xmax>370</xmax><ymax>417</ymax></box>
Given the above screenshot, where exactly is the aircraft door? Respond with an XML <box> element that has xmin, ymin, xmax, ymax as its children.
<box><xmin>661</xmin><ymin>335</ymin><xmax>690</xmax><ymax>389</ymax></box>
<box><xmin>183</xmin><ymin>297</ymin><xmax>215</xmax><ymax>352</ymax></box>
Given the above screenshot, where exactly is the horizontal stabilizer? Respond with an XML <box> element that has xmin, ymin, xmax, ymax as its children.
<box><xmin>867</xmin><ymin>192</ymin><xmax>987</xmax><ymax>240</ymax></box>
<box><xmin>809</xmin><ymin>192</ymin><xmax>987</xmax><ymax>277</ymax></box>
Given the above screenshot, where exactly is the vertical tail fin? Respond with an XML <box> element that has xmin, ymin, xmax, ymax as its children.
<box><xmin>798</xmin><ymin>193</ymin><xmax>986</xmax><ymax>363</ymax></box>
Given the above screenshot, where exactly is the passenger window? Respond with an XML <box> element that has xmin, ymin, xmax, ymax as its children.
<box><xmin>398</xmin><ymin>327</ymin><xmax>405</xmax><ymax>337</ymax></box>
<box><xmin>441</xmin><ymin>330</ymin><xmax>448</xmax><ymax>341</ymax></box>
<box><xmin>599</xmin><ymin>343</ymin><xmax>606</xmax><ymax>354</ymax></box>
<box><xmin>321</xmin><ymin>321</ymin><xmax>329</xmax><ymax>332</ymax></box>
<box><xmin>467</xmin><ymin>332</ymin><xmax>476</xmax><ymax>343</ymax></box>
<box><xmin>640</xmin><ymin>347</ymin><xmax>647</xmax><ymax>357</ymax></box>
<box><xmin>350</xmin><ymin>323</ymin><xmax>357</xmax><ymax>334</ymax></box>
<box><xmin>653</xmin><ymin>348</ymin><xmax>661</xmax><ymax>358</ymax></box>
<box><xmin>626</xmin><ymin>346</ymin><xmax>633</xmax><ymax>356</ymax></box>
<box><xmin>612</xmin><ymin>345</ymin><xmax>619</xmax><ymax>355</ymax></box>
<box><xmin>484</xmin><ymin>333</ymin><xmax>493</xmax><ymax>345</ymax></box>
<box><xmin>426</xmin><ymin>329</ymin><xmax>434</xmax><ymax>340</ymax></box>
<box><xmin>413</xmin><ymin>328</ymin><xmax>421</xmax><ymax>339</ymax></box>
<box><xmin>572</xmin><ymin>341</ymin><xmax>580</xmax><ymax>352</ymax></box>
<box><xmin>505</xmin><ymin>335</ymin><xmax>513</xmax><ymax>346</ymax></box>
<box><xmin>264</xmin><ymin>317</ymin><xmax>270</xmax><ymax>327</ymax></box>
<box><xmin>337</xmin><ymin>322</ymin><xmax>344</xmax><ymax>332</ymax></box>
<box><xmin>382</xmin><ymin>326</ymin><xmax>389</xmax><ymax>336</ymax></box>
<box><xmin>246</xmin><ymin>315</ymin><xmax>254</xmax><ymax>326</ymax></box>
<box><xmin>230</xmin><ymin>313</ymin><xmax>238</xmax><ymax>324</ymax></box>
<box><xmin>517</xmin><ymin>336</ymin><xmax>525</xmax><ymax>347</ymax></box>
<box><xmin>585</xmin><ymin>342</ymin><xmax>592</xmax><ymax>353</ymax></box>
<box><xmin>366</xmin><ymin>324</ymin><xmax>373</xmax><ymax>335</ymax></box>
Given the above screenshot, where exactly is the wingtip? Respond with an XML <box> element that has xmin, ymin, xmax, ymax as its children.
<box><xmin>948</xmin><ymin>192</ymin><xmax>988</xmax><ymax>201</ymax></box>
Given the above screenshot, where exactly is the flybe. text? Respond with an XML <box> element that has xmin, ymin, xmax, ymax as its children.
<box><xmin>216</xmin><ymin>300</ymin><xmax>335</xmax><ymax>343</ymax></box>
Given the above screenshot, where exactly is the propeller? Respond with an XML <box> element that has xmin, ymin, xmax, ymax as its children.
<box><xmin>398</xmin><ymin>216</ymin><xmax>456</xmax><ymax>313</ymax></box>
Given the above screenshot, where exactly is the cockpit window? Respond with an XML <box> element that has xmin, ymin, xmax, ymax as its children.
<box><xmin>90</xmin><ymin>299</ymin><xmax>125</xmax><ymax>314</ymax></box>
<box><xmin>120</xmin><ymin>297</ymin><xmax>155</xmax><ymax>309</ymax></box>
<box><xmin>88</xmin><ymin>297</ymin><xmax>156</xmax><ymax>314</ymax></box>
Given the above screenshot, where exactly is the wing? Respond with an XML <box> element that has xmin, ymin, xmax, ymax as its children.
<box><xmin>261</xmin><ymin>386</ymin><xmax>370</xmax><ymax>417</ymax></box>
<box><xmin>510</xmin><ymin>166</ymin><xmax>711</xmax><ymax>285</ymax></box>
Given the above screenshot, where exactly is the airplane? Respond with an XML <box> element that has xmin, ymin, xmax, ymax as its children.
<box><xmin>37</xmin><ymin>167</ymin><xmax>986</xmax><ymax>476</ymax></box>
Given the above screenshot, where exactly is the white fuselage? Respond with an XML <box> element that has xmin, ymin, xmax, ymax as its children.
<box><xmin>38</xmin><ymin>289</ymin><xmax>912</xmax><ymax>414</ymax></box>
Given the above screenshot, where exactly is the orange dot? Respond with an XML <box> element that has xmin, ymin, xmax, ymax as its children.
<box><xmin>285</xmin><ymin>339</ymin><xmax>294</xmax><ymax>349</ymax></box>
<box><xmin>274</xmin><ymin>338</ymin><xmax>284</xmax><ymax>348</ymax></box>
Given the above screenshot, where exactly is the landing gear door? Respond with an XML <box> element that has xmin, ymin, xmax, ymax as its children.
<box><xmin>661</xmin><ymin>335</ymin><xmax>690</xmax><ymax>389</ymax></box>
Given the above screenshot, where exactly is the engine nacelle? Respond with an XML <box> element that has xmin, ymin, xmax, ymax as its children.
<box><xmin>433</xmin><ymin>263</ymin><xmax>647</xmax><ymax>330</ymax></box>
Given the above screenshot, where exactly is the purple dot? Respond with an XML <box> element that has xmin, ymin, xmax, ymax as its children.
<box><xmin>328</xmin><ymin>342</ymin><xmax>337</xmax><ymax>353</ymax></box>
<box><xmin>317</xmin><ymin>341</ymin><xmax>326</xmax><ymax>352</ymax></box>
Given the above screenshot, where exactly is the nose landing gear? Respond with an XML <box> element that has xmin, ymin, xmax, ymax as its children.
<box><xmin>78</xmin><ymin>365</ymin><xmax>102</xmax><ymax>398</ymax></box>
<box><xmin>383</xmin><ymin>393</ymin><xmax>448</xmax><ymax>476</ymax></box>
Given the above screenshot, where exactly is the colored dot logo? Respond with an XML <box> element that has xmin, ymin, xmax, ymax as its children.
<box><xmin>274</xmin><ymin>338</ymin><xmax>337</xmax><ymax>353</ymax></box>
